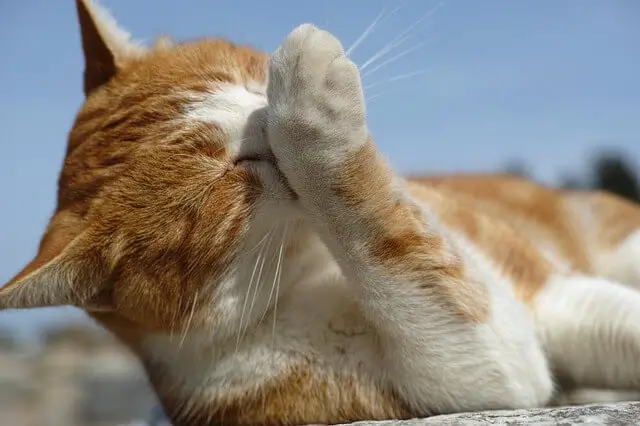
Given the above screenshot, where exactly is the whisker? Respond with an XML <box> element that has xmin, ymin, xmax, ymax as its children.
<box><xmin>362</xmin><ymin>39</ymin><xmax>435</xmax><ymax>79</ymax></box>
<box><xmin>346</xmin><ymin>0</ymin><xmax>409</xmax><ymax>57</ymax></box>
<box><xmin>388</xmin><ymin>0</ymin><xmax>409</xmax><ymax>19</ymax></box>
<box><xmin>270</xmin><ymin>224</ymin><xmax>287</xmax><ymax>353</ymax></box>
<box><xmin>231</xmin><ymin>135</ymin><xmax>260</xmax><ymax>144</ymax></box>
<box><xmin>366</xmin><ymin>89</ymin><xmax>402</xmax><ymax>103</ymax></box>
<box><xmin>359</xmin><ymin>32</ymin><xmax>413</xmax><ymax>72</ymax></box>
<box><xmin>178</xmin><ymin>290</ymin><xmax>198</xmax><ymax>351</ymax></box>
<box><xmin>346</xmin><ymin>8</ymin><xmax>388</xmax><ymax>57</ymax></box>
<box><xmin>235</xmin><ymin>228</ymin><xmax>272</xmax><ymax>355</ymax></box>
<box><xmin>260</xmin><ymin>223</ymin><xmax>287</xmax><ymax>327</ymax></box>
<box><xmin>245</xmin><ymin>227</ymin><xmax>274</xmax><ymax>254</ymax></box>
<box><xmin>168</xmin><ymin>292</ymin><xmax>183</xmax><ymax>344</ymax></box>
<box><xmin>359</xmin><ymin>1</ymin><xmax>444</xmax><ymax>72</ymax></box>
<box><xmin>364</xmin><ymin>68</ymin><xmax>431</xmax><ymax>91</ymax></box>
<box><xmin>238</xmin><ymin>230</ymin><xmax>275</xmax><ymax>343</ymax></box>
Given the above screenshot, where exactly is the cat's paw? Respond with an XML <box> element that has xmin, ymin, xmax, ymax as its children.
<box><xmin>266</xmin><ymin>24</ymin><xmax>368</xmax><ymax>183</ymax></box>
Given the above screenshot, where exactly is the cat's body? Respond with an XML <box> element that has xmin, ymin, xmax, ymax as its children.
<box><xmin>141</xmin><ymin>175</ymin><xmax>640</xmax><ymax>424</ymax></box>
<box><xmin>2</xmin><ymin>2</ymin><xmax>640</xmax><ymax>425</ymax></box>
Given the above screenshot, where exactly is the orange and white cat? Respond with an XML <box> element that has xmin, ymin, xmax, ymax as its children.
<box><xmin>2</xmin><ymin>1</ymin><xmax>640</xmax><ymax>425</ymax></box>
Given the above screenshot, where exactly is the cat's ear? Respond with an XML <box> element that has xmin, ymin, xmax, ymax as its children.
<box><xmin>76</xmin><ymin>0</ymin><xmax>146</xmax><ymax>95</ymax></box>
<box><xmin>0</xmin><ymin>226</ymin><xmax>109</xmax><ymax>312</ymax></box>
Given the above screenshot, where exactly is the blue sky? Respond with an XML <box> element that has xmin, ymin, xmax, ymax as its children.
<box><xmin>1</xmin><ymin>0</ymin><xmax>639</xmax><ymax>337</ymax></box>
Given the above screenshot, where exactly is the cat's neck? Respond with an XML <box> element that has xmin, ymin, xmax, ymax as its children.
<box><xmin>134</xmin><ymin>220</ymin><xmax>335</xmax><ymax>384</ymax></box>
<box><xmin>130</xmin><ymin>222</ymin><xmax>347</xmax><ymax>423</ymax></box>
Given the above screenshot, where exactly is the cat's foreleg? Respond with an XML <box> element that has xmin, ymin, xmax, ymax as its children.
<box><xmin>266</xmin><ymin>24</ymin><xmax>554</xmax><ymax>414</ymax></box>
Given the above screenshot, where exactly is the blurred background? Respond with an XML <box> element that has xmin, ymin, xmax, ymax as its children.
<box><xmin>0</xmin><ymin>0</ymin><xmax>638</xmax><ymax>425</ymax></box>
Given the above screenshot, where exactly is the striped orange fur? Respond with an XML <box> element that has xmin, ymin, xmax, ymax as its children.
<box><xmin>2</xmin><ymin>2</ymin><xmax>640</xmax><ymax>425</ymax></box>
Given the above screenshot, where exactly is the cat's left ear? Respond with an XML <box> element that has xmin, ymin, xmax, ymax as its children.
<box><xmin>0</xmin><ymin>222</ymin><xmax>109</xmax><ymax>311</ymax></box>
<box><xmin>76</xmin><ymin>0</ymin><xmax>147</xmax><ymax>95</ymax></box>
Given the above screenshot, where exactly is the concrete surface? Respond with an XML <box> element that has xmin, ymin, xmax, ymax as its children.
<box><xmin>136</xmin><ymin>401</ymin><xmax>640</xmax><ymax>425</ymax></box>
<box><xmin>346</xmin><ymin>401</ymin><xmax>640</xmax><ymax>425</ymax></box>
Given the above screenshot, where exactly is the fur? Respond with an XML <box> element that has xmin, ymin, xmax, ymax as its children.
<box><xmin>2</xmin><ymin>2</ymin><xmax>640</xmax><ymax>425</ymax></box>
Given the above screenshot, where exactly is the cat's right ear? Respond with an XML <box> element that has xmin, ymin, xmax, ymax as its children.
<box><xmin>76</xmin><ymin>0</ymin><xmax>146</xmax><ymax>95</ymax></box>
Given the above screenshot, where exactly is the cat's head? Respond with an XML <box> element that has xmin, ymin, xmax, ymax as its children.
<box><xmin>0</xmin><ymin>0</ymin><xmax>294</xmax><ymax>340</ymax></box>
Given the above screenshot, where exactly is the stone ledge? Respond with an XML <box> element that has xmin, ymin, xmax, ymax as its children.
<box><xmin>136</xmin><ymin>401</ymin><xmax>640</xmax><ymax>425</ymax></box>
<box><xmin>346</xmin><ymin>401</ymin><xmax>640</xmax><ymax>425</ymax></box>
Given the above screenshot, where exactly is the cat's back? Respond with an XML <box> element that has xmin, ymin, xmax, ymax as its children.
<box><xmin>406</xmin><ymin>173</ymin><xmax>640</xmax><ymax>286</ymax></box>
<box><xmin>404</xmin><ymin>177</ymin><xmax>559</xmax><ymax>302</ymax></box>
<box><xmin>408</xmin><ymin>174</ymin><xmax>581</xmax><ymax>264</ymax></box>
<box><xmin>405</xmin><ymin>174</ymin><xmax>571</xmax><ymax>260</ymax></box>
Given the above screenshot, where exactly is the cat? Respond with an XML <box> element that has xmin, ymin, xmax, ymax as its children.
<box><xmin>2</xmin><ymin>1</ymin><xmax>640</xmax><ymax>425</ymax></box>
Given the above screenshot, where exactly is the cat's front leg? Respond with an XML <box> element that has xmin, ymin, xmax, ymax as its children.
<box><xmin>267</xmin><ymin>24</ymin><xmax>554</xmax><ymax>415</ymax></box>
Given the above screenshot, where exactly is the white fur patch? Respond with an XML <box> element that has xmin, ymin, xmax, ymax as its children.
<box><xmin>142</xmin><ymin>261</ymin><xmax>380</xmax><ymax>400</ymax></box>
<box><xmin>184</xmin><ymin>83</ymin><xmax>267</xmax><ymax>149</ymax></box>
<box><xmin>596</xmin><ymin>229</ymin><xmax>640</xmax><ymax>287</ymax></box>
<box><xmin>534</xmin><ymin>274</ymin><xmax>640</xmax><ymax>390</ymax></box>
